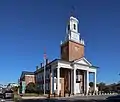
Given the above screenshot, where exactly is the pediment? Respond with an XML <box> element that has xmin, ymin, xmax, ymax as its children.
<box><xmin>73</xmin><ymin>57</ymin><xmax>92</xmax><ymax>66</ymax></box>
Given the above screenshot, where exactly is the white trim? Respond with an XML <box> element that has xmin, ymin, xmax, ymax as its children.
<box><xmin>94</xmin><ymin>72</ymin><xmax>97</xmax><ymax>91</ymax></box>
<box><xmin>57</xmin><ymin>66</ymin><xmax>60</xmax><ymax>95</ymax></box>
<box><xmin>89</xmin><ymin>68</ymin><xmax>96</xmax><ymax>73</ymax></box>
<box><xmin>73</xmin><ymin>67</ymin><xmax>76</xmax><ymax>94</ymax></box>
<box><xmin>58</xmin><ymin>62</ymin><xmax>73</xmax><ymax>69</ymax></box>
<box><xmin>52</xmin><ymin>69</ymin><xmax>54</xmax><ymax>94</ymax></box>
<box><xmin>25</xmin><ymin>75</ymin><xmax>34</xmax><ymax>77</ymax></box>
<box><xmin>86</xmin><ymin>71</ymin><xmax>89</xmax><ymax>94</ymax></box>
<box><xmin>73</xmin><ymin>57</ymin><xmax>92</xmax><ymax>66</ymax></box>
<box><xmin>75</xmin><ymin>64</ymin><xmax>96</xmax><ymax>73</ymax></box>
<box><xmin>70</xmin><ymin>16</ymin><xmax>79</xmax><ymax>23</ymax></box>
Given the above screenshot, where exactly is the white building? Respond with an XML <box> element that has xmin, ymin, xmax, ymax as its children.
<box><xmin>35</xmin><ymin>16</ymin><xmax>98</xmax><ymax>96</ymax></box>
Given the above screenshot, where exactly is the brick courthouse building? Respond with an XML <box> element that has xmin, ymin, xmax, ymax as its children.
<box><xmin>19</xmin><ymin>16</ymin><xmax>98</xmax><ymax>96</ymax></box>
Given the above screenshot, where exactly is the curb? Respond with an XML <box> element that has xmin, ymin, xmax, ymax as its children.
<box><xmin>22</xmin><ymin>96</ymin><xmax>47</xmax><ymax>99</ymax></box>
<box><xmin>20</xmin><ymin>93</ymin><xmax>118</xmax><ymax>99</ymax></box>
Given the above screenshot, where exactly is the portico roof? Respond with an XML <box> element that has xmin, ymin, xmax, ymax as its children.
<box><xmin>72</xmin><ymin>57</ymin><xmax>92</xmax><ymax>66</ymax></box>
<box><xmin>71</xmin><ymin>57</ymin><xmax>99</xmax><ymax>69</ymax></box>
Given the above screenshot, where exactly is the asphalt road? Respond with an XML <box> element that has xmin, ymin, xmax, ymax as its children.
<box><xmin>17</xmin><ymin>94</ymin><xmax>120</xmax><ymax>102</ymax></box>
<box><xmin>0</xmin><ymin>99</ymin><xmax>14</xmax><ymax>102</ymax></box>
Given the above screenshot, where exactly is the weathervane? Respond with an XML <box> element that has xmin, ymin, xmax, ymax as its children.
<box><xmin>71</xmin><ymin>6</ymin><xmax>76</xmax><ymax>17</ymax></box>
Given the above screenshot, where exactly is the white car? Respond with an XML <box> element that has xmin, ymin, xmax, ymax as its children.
<box><xmin>0</xmin><ymin>99</ymin><xmax>5</xmax><ymax>102</ymax></box>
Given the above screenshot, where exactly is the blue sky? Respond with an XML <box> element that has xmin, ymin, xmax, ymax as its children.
<box><xmin>0</xmin><ymin>0</ymin><xmax>120</xmax><ymax>85</ymax></box>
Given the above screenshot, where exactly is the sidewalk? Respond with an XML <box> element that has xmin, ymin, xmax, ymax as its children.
<box><xmin>21</xmin><ymin>94</ymin><xmax>48</xmax><ymax>99</ymax></box>
<box><xmin>21</xmin><ymin>96</ymin><xmax>47</xmax><ymax>99</ymax></box>
<box><xmin>21</xmin><ymin>93</ymin><xmax>118</xmax><ymax>100</ymax></box>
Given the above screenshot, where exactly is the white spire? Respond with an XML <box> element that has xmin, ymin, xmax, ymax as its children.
<box><xmin>60</xmin><ymin>41</ymin><xmax>63</xmax><ymax>45</ymax></box>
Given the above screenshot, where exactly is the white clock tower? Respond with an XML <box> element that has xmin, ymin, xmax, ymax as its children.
<box><xmin>61</xmin><ymin>16</ymin><xmax>85</xmax><ymax>61</ymax></box>
<box><xmin>66</xmin><ymin>16</ymin><xmax>84</xmax><ymax>44</ymax></box>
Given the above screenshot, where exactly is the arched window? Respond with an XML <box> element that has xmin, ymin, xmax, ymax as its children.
<box><xmin>68</xmin><ymin>24</ymin><xmax>70</xmax><ymax>30</ymax></box>
<box><xmin>74</xmin><ymin>24</ymin><xmax>76</xmax><ymax>30</ymax></box>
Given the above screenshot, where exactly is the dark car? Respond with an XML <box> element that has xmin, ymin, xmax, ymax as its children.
<box><xmin>0</xmin><ymin>93</ymin><xmax>4</xmax><ymax>99</ymax></box>
<box><xmin>3</xmin><ymin>89</ymin><xmax>14</xmax><ymax>99</ymax></box>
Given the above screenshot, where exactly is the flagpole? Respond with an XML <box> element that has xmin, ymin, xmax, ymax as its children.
<box><xmin>44</xmin><ymin>50</ymin><xmax>46</xmax><ymax>95</ymax></box>
<box><xmin>44</xmin><ymin>57</ymin><xmax>45</xmax><ymax>95</ymax></box>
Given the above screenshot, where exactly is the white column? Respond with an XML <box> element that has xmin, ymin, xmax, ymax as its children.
<box><xmin>57</xmin><ymin>67</ymin><xmax>60</xmax><ymax>95</ymax></box>
<box><xmin>84</xmin><ymin>71</ymin><xmax>86</xmax><ymax>93</ymax></box>
<box><xmin>51</xmin><ymin>69</ymin><xmax>54</xmax><ymax>94</ymax></box>
<box><xmin>94</xmin><ymin>71</ymin><xmax>97</xmax><ymax>91</ymax></box>
<box><xmin>86</xmin><ymin>71</ymin><xmax>89</xmax><ymax>95</ymax></box>
<box><xmin>73</xmin><ymin>68</ymin><xmax>76</xmax><ymax>94</ymax></box>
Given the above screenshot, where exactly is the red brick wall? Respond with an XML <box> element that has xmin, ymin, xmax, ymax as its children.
<box><xmin>60</xmin><ymin>68</ymin><xmax>71</xmax><ymax>92</ymax></box>
<box><xmin>61</xmin><ymin>40</ymin><xmax>84</xmax><ymax>61</ymax></box>
<box><xmin>25</xmin><ymin>75</ymin><xmax>35</xmax><ymax>85</ymax></box>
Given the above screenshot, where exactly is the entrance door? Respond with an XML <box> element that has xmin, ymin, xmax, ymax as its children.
<box><xmin>76</xmin><ymin>83</ymin><xmax>80</xmax><ymax>93</ymax></box>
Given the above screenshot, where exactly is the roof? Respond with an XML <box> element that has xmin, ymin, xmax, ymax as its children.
<box><xmin>20</xmin><ymin>71</ymin><xmax>34</xmax><ymax>79</ymax></box>
<box><xmin>34</xmin><ymin>57</ymin><xmax>99</xmax><ymax>74</ymax></box>
<box><xmin>73</xmin><ymin>57</ymin><xmax>92</xmax><ymax>66</ymax></box>
<box><xmin>34</xmin><ymin>59</ymin><xmax>59</xmax><ymax>74</ymax></box>
<box><xmin>71</xmin><ymin>57</ymin><xmax>99</xmax><ymax>68</ymax></box>
<box><xmin>35</xmin><ymin>58</ymin><xmax>71</xmax><ymax>74</ymax></box>
<box><xmin>22</xmin><ymin>71</ymin><xmax>34</xmax><ymax>75</ymax></box>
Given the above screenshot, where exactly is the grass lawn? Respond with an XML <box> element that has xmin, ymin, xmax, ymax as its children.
<box><xmin>23</xmin><ymin>93</ymin><xmax>39</xmax><ymax>97</ymax></box>
<box><xmin>22</xmin><ymin>93</ymin><xmax>46</xmax><ymax>97</ymax></box>
<box><xmin>14</xmin><ymin>94</ymin><xmax>22</xmax><ymax>102</ymax></box>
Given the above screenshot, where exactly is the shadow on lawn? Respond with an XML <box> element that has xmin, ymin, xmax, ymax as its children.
<box><xmin>17</xmin><ymin>99</ymin><xmax>106</xmax><ymax>102</ymax></box>
<box><xmin>17</xmin><ymin>95</ymin><xmax>120</xmax><ymax>102</ymax></box>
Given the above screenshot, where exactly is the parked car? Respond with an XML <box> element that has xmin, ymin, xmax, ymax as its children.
<box><xmin>0</xmin><ymin>87</ymin><xmax>4</xmax><ymax>98</ymax></box>
<box><xmin>3</xmin><ymin>89</ymin><xmax>14</xmax><ymax>99</ymax></box>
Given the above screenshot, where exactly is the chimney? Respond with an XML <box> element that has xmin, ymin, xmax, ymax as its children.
<box><xmin>46</xmin><ymin>59</ymin><xmax>49</xmax><ymax>65</ymax></box>
<box><xmin>40</xmin><ymin>63</ymin><xmax>43</xmax><ymax>68</ymax></box>
<box><xmin>36</xmin><ymin>66</ymin><xmax>39</xmax><ymax>70</ymax></box>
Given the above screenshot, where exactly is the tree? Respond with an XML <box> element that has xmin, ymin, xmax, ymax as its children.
<box><xmin>25</xmin><ymin>82</ymin><xmax>37</xmax><ymax>93</ymax></box>
<box><xmin>12</xmin><ymin>86</ymin><xmax>18</xmax><ymax>93</ymax></box>
<box><xmin>89</xmin><ymin>82</ymin><xmax>94</xmax><ymax>87</ymax></box>
<box><xmin>97</xmin><ymin>82</ymin><xmax>106</xmax><ymax>91</ymax></box>
<box><xmin>111</xmin><ymin>83</ymin><xmax>117</xmax><ymax>91</ymax></box>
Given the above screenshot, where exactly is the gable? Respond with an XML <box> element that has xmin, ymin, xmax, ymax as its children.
<box><xmin>77</xmin><ymin>59</ymin><xmax>89</xmax><ymax>65</ymax></box>
<box><xmin>73</xmin><ymin>57</ymin><xmax>92</xmax><ymax>66</ymax></box>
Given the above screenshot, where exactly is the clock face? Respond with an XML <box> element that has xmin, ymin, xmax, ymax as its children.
<box><xmin>75</xmin><ymin>46</ymin><xmax>78</xmax><ymax>51</ymax></box>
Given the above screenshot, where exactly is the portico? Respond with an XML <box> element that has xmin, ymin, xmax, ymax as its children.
<box><xmin>50</xmin><ymin>57</ymin><xmax>97</xmax><ymax>96</ymax></box>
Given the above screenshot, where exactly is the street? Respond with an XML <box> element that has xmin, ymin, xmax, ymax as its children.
<box><xmin>0</xmin><ymin>98</ymin><xmax>13</xmax><ymax>102</ymax></box>
<box><xmin>17</xmin><ymin>94</ymin><xmax>120</xmax><ymax>102</ymax></box>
